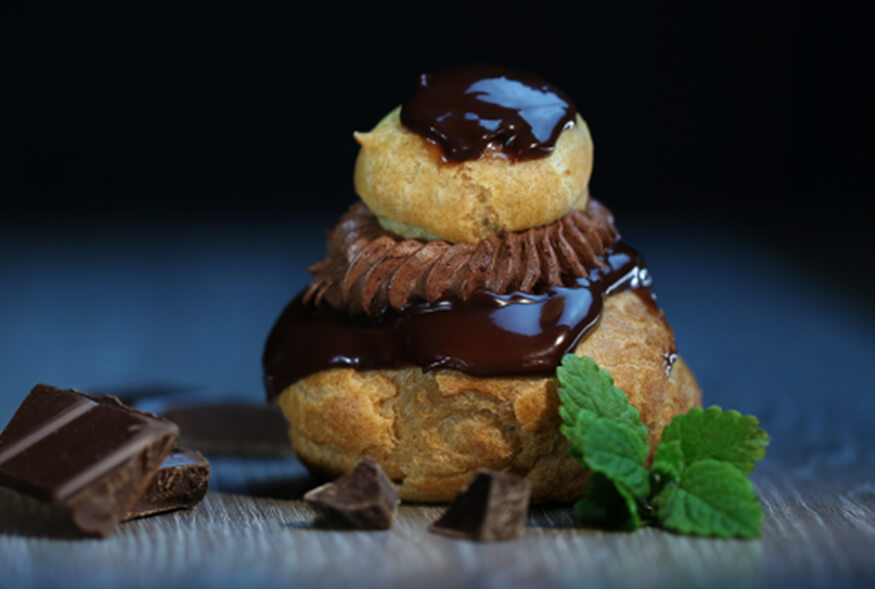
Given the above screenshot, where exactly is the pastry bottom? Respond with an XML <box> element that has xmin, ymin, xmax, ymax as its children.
<box><xmin>276</xmin><ymin>290</ymin><xmax>701</xmax><ymax>502</ymax></box>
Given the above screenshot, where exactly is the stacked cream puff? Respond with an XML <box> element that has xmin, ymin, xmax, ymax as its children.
<box><xmin>263</xmin><ymin>65</ymin><xmax>701</xmax><ymax>502</ymax></box>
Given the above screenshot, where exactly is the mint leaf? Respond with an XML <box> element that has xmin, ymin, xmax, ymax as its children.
<box><xmin>557</xmin><ymin>355</ymin><xmax>770</xmax><ymax>538</ymax></box>
<box><xmin>652</xmin><ymin>438</ymin><xmax>683</xmax><ymax>485</ymax></box>
<box><xmin>557</xmin><ymin>355</ymin><xmax>648</xmax><ymax>444</ymax></box>
<box><xmin>558</xmin><ymin>355</ymin><xmax>650</xmax><ymax>530</ymax></box>
<box><xmin>571</xmin><ymin>410</ymin><xmax>650</xmax><ymax>501</ymax></box>
<box><xmin>574</xmin><ymin>473</ymin><xmax>643</xmax><ymax>530</ymax></box>
<box><xmin>654</xmin><ymin>459</ymin><xmax>764</xmax><ymax>538</ymax></box>
<box><xmin>611</xmin><ymin>481</ymin><xmax>647</xmax><ymax>529</ymax></box>
<box><xmin>660</xmin><ymin>406</ymin><xmax>769</xmax><ymax>474</ymax></box>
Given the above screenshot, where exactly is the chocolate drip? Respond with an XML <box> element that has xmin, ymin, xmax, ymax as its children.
<box><xmin>305</xmin><ymin>200</ymin><xmax>618</xmax><ymax>316</ymax></box>
<box><xmin>263</xmin><ymin>242</ymin><xmax>651</xmax><ymax>401</ymax></box>
<box><xmin>400</xmin><ymin>65</ymin><xmax>576</xmax><ymax>162</ymax></box>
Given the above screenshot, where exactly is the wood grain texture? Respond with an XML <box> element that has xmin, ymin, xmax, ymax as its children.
<box><xmin>0</xmin><ymin>218</ymin><xmax>873</xmax><ymax>588</ymax></box>
<box><xmin>0</xmin><ymin>453</ymin><xmax>872</xmax><ymax>589</ymax></box>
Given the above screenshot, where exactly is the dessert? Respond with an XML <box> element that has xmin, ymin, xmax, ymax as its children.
<box><xmin>263</xmin><ymin>65</ymin><xmax>701</xmax><ymax>502</ymax></box>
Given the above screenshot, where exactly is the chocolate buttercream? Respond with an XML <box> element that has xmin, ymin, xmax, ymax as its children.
<box><xmin>304</xmin><ymin>200</ymin><xmax>619</xmax><ymax>316</ymax></box>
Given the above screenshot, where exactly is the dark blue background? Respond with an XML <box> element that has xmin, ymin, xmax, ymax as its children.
<box><xmin>0</xmin><ymin>5</ymin><xmax>873</xmax><ymax>586</ymax></box>
<box><xmin>2</xmin><ymin>0</ymin><xmax>873</xmax><ymax>479</ymax></box>
<box><xmin>1</xmin><ymin>0</ymin><xmax>873</xmax><ymax>478</ymax></box>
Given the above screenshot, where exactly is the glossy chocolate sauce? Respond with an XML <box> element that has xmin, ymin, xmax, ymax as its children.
<box><xmin>400</xmin><ymin>65</ymin><xmax>576</xmax><ymax>162</ymax></box>
<box><xmin>263</xmin><ymin>242</ymin><xmax>651</xmax><ymax>401</ymax></box>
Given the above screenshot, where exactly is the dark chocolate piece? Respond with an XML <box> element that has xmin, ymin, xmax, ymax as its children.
<box><xmin>161</xmin><ymin>403</ymin><xmax>292</xmax><ymax>457</ymax></box>
<box><xmin>429</xmin><ymin>469</ymin><xmax>531</xmax><ymax>542</ymax></box>
<box><xmin>0</xmin><ymin>384</ymin><xmax>178</xmax><ymax>537</ymax></box>
<box><xmin>263</xmin><ymin>242</ymin><xmax>651</xmax><ymax>400</ymax></box>
<box><xmin>124</xmin><ymin>448</ymin><xmax>210</xmax><ymax>521</ymax></box>
<box><xmin>303</xmin><ymin>457</ymin><xmax>400</xmax><ymax>530</ymax></box>
<box><xmin>400</xmin><ymin>65</ymin><xmax>576</xmax><ymax>162</ymax></box>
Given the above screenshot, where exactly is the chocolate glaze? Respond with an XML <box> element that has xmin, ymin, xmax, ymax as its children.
<box><xmin>263</xmin><ymin>242</ymin><xmax>651</xmax><ymax>401</ymax></box>
<box><xmin>400</xmin><ymin>65</ymin><xmax>576</xmax><ymax>162</ymax></box>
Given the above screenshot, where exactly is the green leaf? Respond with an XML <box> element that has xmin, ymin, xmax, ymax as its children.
<box><xmin>557</xmin><ymin>355</ymin><xmax>648</xmax><ymax>445</ymax></box>
<box><xmin>556</xmin><ymin>355</ymin><xmax>770</xmax><ymax>538</ymax></box>
<box><xmin>652</xmin><ymin>438</ymin><xmax>684</xmax><ymax>485</ymax></box>
<box><xmin>660</xmin><ymin>406</ymin><xmax>770</xmax><ymax>474</ymax></box>
<box><xmin>574</xmin><ymin>473</ymin><xmax>643</xmax><ymax>530</ymax></box>
<box><xmin>574</xmin><ymin>498</ymin><xmax>610</xmax><ymax>525</ymax></box>
<box><xmin>572</xmin><ymin>410</ymin><xmax>651</xmax><ymax>501</ymax></box>
<box><xmin>612</xmin><ymin>481</ymin><xmax>646</xmax><ymax>529</ymax></box>
<box><xmin>654</xmin><ymin>459</ymin><xmax>764</xmax><ymax>538</ymax></box>
<box><xmin>557</xmin><ymin>356</ymin><xmax>651</xmax><ymax>530</ymax></box>
<box><xmin>559</xmin><ymin>423</ymin><xmax>584</xmax><ymax>463</ymax></box>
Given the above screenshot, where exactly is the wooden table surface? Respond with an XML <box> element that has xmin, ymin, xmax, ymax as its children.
<box><xmin>0</xmin><ymin>455</ymin><xmax>872</xmax><ymax>589</ymax></box>
<box><xmin>0</xmin><ymin>215</ymin><xmax>873</xmax><ymax>588</ymax></box>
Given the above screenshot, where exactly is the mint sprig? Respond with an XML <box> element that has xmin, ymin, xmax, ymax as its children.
<box><xmin>654</xmin><ymin>459</ymin><xmax>764</xmax><ymax>538</ymax></box>
<box><xmin>565</xmin><ymin>410</ymin><xmax>651</xmax><ymax>528</ymax></box>
<box><xmin>558</xmin><ymin>354</ymin><xmax>648</xmax><ymax>444</ymax></box>
<box><xmin>575</xmin><ymin>472</ymin><xmax>643</xmax><ymax>530</ymax></box>
<box><xmin>557</xmin><ymin>354</ymin><xmax>769</xmax><ymax>538</ymax></box>
<box><xmin>660</xmin><ymin>406</ymin><xmax>769</xmax><ymax>475</ymax></box>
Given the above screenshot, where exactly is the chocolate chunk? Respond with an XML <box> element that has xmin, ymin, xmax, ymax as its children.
<box><xmin>429</xmin><ymin>470</ymin><xmax>531</xmax><ymax>541</ymax></box>
<box><xmin>0</xmin><ymin>384</ymin><xmax>178</xmax><ymax>537</ymax></box>
<box><xmin>303</xmin><ymin>457</ymin><xmax>399</xmax><ymax>529</ymax></box>
<box><xmin>124</xmin><ymin>448</ymin><xmax>210</xmax><ymax>521</ymax></box>
<box><xmin>161</xmin><ymin>403</ymin><xmax>292</xmax><ymax>457</ymax></box>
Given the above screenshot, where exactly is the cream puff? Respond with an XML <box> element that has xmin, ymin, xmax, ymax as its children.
<box><xmin>263</xmin><ymin>65</ymin><xmax>701</xmax><ymax>502</ymax></box>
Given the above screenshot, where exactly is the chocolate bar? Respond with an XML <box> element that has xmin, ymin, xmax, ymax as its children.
<box><xmin>429</xmin><ymin>469</ymin><xmax>531</xmax><ymax>541</ymax></box>
<box><xmin>304</xmin><ymin>457</ymin><xmax>400</xmax><ymax>529</ymax></box>
<box><xmin>0</xmin><ymin>384</ymin><xmax>178</xmax><ymax>537</ymax></box>
<box><xmin>124</xmin><ymin>448</ymin><xmax>210</xmax><ymax>520</ymax></box>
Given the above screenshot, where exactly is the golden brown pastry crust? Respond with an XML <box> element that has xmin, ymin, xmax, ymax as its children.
<box><xmin>276</xmin><ymin>290</ymin><xmax>701</xmax><ymax>502</ymax></box>
<box><xmin>353</xmin><ymin>107</ymin><xmax>594</xmax><ymax>244</ymax></box>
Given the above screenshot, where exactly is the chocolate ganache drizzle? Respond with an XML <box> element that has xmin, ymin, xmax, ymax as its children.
<box><xmin>262</xmin><ymin>229</ymin><xmax>652</xmax><ymax>401</ymax></box>
<box><xmin>400</xmin><ymin>65</ymin><xmax>576</xmax><ymax>161</ymax></box>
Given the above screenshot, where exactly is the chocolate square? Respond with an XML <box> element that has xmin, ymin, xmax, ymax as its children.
<box><xmin>429</xmin><ymin>469</ymin><xmax>530</xmax><ymax>541</ymax></box>
<box><xmin>0</xmin><ymin>384</ymin><xmax>179</xmax><ymax>537</ymax></box>
<box><xmin>304</xmin><ymin>457</ymin><xmax>399</xmax><ymax>529</ymax></box>
<box><xmin>124</xmin><ymin>448</ymin><xmax>210</xmax><ymax>520</ymax></box>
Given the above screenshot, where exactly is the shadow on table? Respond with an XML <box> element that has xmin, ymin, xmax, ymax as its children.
<box><xmin>241</xmin><ymin>474</ymin><xmax>319</xmax><ymax>500</ymax></box>
<box><xmin>280</xmin><ymin>519</ymin><xmax>398</xmax><ymax>532</ymax></box>
<box><xmin>527</xmin><ymin>504</ymin><xmax>581</xmax><ymax>529</ymax></box>
<box><xmin>207</xmin><ymin>455</ymin><xmax>320</xmax><ymax>500</ymax></box>
<box><xmin>0</xmin><ymin>488</ymin><xmax>93</xmax><ymax>540</ymax></box>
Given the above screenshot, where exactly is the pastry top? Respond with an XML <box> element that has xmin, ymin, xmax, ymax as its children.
<box><xmin>304</xmin><ymin>199</ymin><xmax>618</xmax><ymax>315</ymax></box>
<box><xmin>353</xmin><ymin>67</ymin><xmax>594</xmax><ymax>244</ymax></box>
